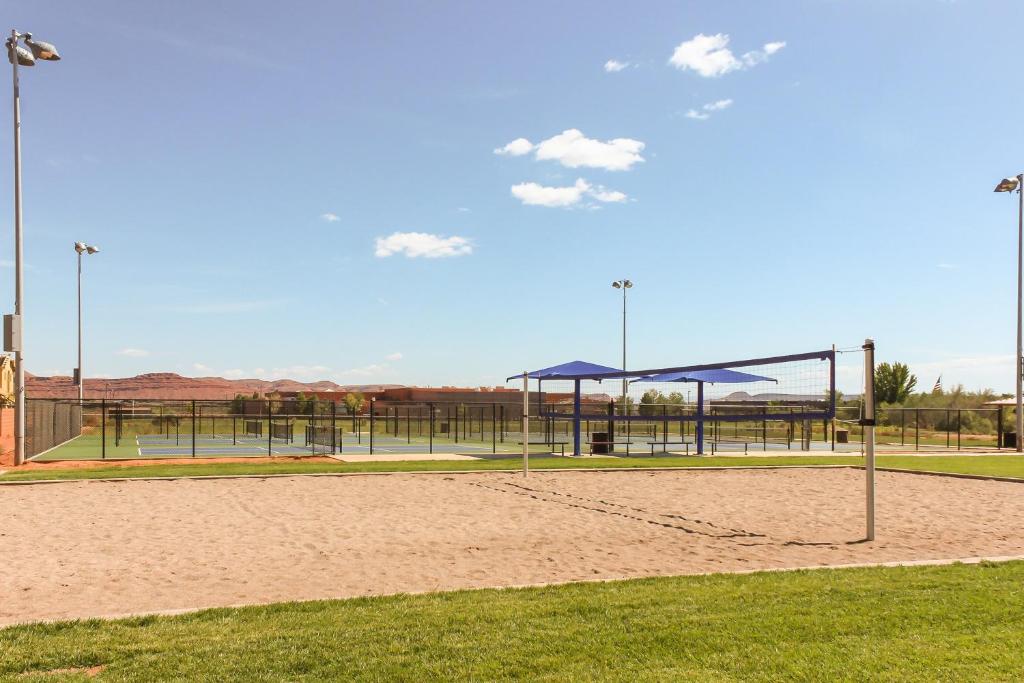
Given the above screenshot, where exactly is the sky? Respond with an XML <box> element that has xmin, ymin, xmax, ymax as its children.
<box><xmin>1</xmin><ymin>0</ymin><xmax>1022</xmax><ymax>394</ymax></box>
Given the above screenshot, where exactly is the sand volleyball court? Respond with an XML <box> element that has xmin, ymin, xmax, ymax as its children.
<box><xmin>2</xmin><ymin>467</ymin><xmax>1024</xmax><ymax>626</ymax></box>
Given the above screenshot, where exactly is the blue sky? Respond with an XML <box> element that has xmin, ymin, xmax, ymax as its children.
<box><xmin>1</xmin><ymin>0</ymin><xmax>1021</xmax><ymax>393</ymax></box>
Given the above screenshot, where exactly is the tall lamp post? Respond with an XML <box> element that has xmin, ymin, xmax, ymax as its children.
<box><xmin>7</xmin><ymin>30</ymin><xmax>61</xmax><ymax>465</ymax></box>
<box><xmin>611</xmin><ymin>279</ymin><xmax>632</xmax><ymax>414</ymax></box>
<box><xmin>994</xmin><ymin>174</ymin><xmax>1024</xmax><ymax>452</ymax></box>
<box><xmin>74</xmin><ymin>242</ymin><xmax>99</xmax><ymax>403</ymax></box>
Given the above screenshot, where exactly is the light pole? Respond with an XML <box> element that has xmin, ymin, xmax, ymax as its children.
<box><xmin>7</xmin><ymin>30</ymin><xmax>61</xmax><ymax>465</ymax></box>
<box><xmin>995</xmin><ymin>175</ymin><xmax>1024</xmax><ymax>452</ymax></box>
<box><xmin>611</xmin><ymin>279</ymin><xmax>632</xmax><ymax>415</ymax></box>
<box><xmin>74</xmin><ymin>242</ymin><xmax>99</xmax><ymax>403</ymax></box>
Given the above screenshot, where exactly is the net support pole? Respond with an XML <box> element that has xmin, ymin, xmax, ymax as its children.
<box><xmin>696</xmin><ymin>381</ymin><xmax>705</xmax><ymax>455</ymax></box>
<box><xmin>522</xmin><ymin>372</ymin><xmax>529</xmax><ymax>477</ymax></box>
<box><xmin>863</xmin><ymin>338</ymin><xmax>876</xmax><ymax>541</ymax></box>
<box><xmin>573</xmin><ymin>379</ymin><xmax>581</xmax><ymax>457</ymax></box>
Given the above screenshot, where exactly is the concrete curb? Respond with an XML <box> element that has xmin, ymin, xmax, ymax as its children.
<box><xmin>873</xmin><ymin>466</ymin><xmax>1024</xmax><ymax>484</ymax></box>
<box><xmin>0</xmin><ymin>464</ymin><xmax>859</xmax><ymax>486</ymax></box>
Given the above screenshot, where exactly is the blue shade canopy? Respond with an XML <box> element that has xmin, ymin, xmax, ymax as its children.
<box><xmin>507</xmin><ymin>360</ymin><xmax>624</xmax><ymax>381</ymax></box>
<box><xmin>633</xmin><ymin>368</ymin><xmax>776</xmax><ymax>384</ymax></box>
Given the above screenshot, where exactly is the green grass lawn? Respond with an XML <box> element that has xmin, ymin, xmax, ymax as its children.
<box><xmin>5</xmin><ymin>454</ymin><xmax>1024</xmax><ymax>483</ymax></box>
<box><xmin>1</xmin><ymin>561</ymin><xmax>1022</xmax><ymax>681</ymax></box>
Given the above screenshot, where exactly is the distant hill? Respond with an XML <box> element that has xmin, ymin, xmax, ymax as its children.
<box><xmin>26</xmin><ymin>372</ymin><xmax>402</xmax><ymax>400</ymax></box>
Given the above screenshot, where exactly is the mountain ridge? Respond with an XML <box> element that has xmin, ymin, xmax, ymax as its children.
<box><xmin>26</xmin><ymin>372</ymin><xmax>402</xmax><ymax>400</ymax></box>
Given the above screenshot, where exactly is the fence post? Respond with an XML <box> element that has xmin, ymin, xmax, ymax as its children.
<box><xmin>267</xmin><ymin>399</ymin><xmax>272</xmax><ymax>457</ymax></box>
<box><xmin>492</xmin><ymin>403</ymin><xmax>496</xmax><ymax>454</ymax></box>
<box><xmin>429</xmin><ymin>403</ymin><xmax>434</xmax><ymax>454</ymax></box>
<box><xmin>332</xmin><ymin>400</ymin><xmax>338</xmax><ymax>455</ymax></box>
<box><xmin>369</xmin><ymin>398</ymin><xmax>376</xmax><ymax>454</ymax></box>
<box><xmin>191</xmin><ymin>400</ymin><xmax>197</xmax><ymax>458</ymax></box>
<box><xmin>946</xmin><ymin>409</ymin><xmax>951</xmax><ymax>449</ymax></box>
<box><xmin>101</xmin><ymin>398</ymin><xmax>106</xmax><ymax>459</ymax></box>
<box><xmin>998</xmin><ymin>407</ymin><xmax>1004</xmax><ymax>449</ymax></box>
<box><xmin>916</xmin><ymin>408</ymin><xmax>920</xmax><ymax>451</ymax></box>
<box><xmin>957</xmin><ymin>409</ymin><xmax>961</xmax><ymax>450</ymax></box>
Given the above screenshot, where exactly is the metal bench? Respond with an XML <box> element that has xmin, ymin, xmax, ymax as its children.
<box><xmin>647</xmin><ymin>439</ymin><xmax>693</xmax><ymax>455</ymax></box>
<box><xmin>516</xmin><ymin>440</ymin><xmax>568</xmax><ymax>456</ymax></box>
<box><xmin>588</xmin><ymin>438</ymin><xmax>635</xmax><ymax>456</ymax></box>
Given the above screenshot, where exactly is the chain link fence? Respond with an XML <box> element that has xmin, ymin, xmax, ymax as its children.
<box><xmin>25</xmin><ymin>399</ymin><xmax>83</xmax><ymax>458</ymax></box>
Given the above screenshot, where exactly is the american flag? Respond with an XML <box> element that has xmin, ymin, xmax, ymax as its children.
<box><xmin>932</xmin><ymin>375</ymin><xmax>942</xmax><ymax>393</ymax></box>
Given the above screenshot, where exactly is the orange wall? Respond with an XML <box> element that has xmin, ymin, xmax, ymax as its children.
<box><xmin>0</xmin><ymin>406</ymin><xmax>14</xmax><ymax>466</ymax></box>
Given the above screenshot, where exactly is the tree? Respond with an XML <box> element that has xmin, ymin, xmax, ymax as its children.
<box><xmin>344</xmin><ymin>391</ymin><xmax>366</xmax><ymax>416</ymax></box>
<box><xmin>875</xmin><ymin>362</ymin><xmax>918</xmax><ymax>404</ymax></box>
<box><xmin>229</xmin><ymin>393</ymin><xmax>247</xmax><ymax>415</ymax></box>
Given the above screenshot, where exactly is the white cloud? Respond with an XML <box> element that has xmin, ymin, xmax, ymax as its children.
<box><xmin>669</xmin><ymin>33</ymin><xmax>784</xmax><ymax>77</ymax></box>
<box><xmin>495</xmin><ymin>130</ymin><xmax>645</xmax><ymax>171</ymax></box>
<box><xmin>456</xmin><ymin>207</ymin><xmax>471</xmax><ymax>213</ymax></box>
<box><xmin>117</xmin><ymin>348</ymin><xmax>150</xmax><ymax>358</ymax></box>
<box><xmin>510</xmin><ymin>178</ymin><xmax>627</xmax><ymax>208</ymax></box>
<box><xmin>321</xmin><ymin>212</ymin><xmax>341</xmax><ymax>222</ymax></box>
<box><xmin>338</xmin><ymin>363</ymin><xmax>391</xmax><ymax>378</ymax></box>
<box><xmin>493</xmin><ymin>137</ymin><xmax>534</xmax><ymax>156</ymax></box>
<box><xmin>223</xmin><ymin>369</ymin><xmax>247</xmax><ymax>379</ymax></box>
<box><xmin>269</xmin><ymin>364</ymin><xmax>331</xmax><ymax>379</ymax></box>
<box><xmin>192</xmin><ymin>363</ymin><xmax>214</xmax><ymax>374</ymax></box>
<box><xmin>742</xmin><ymin>41</ymin><xmax>787</xmax><ymax>67</ymax></box>
<box><xmin>589</xmin><ymin>186</ymin><xmax>628</xmax><ymax>203</ymax></box>
<box><xmin>386</xmin><ymin>352</ymin><xmax>403</xmax><ymax>361</ymax></box>
<box><xmin>684</xmin><ymin>98</ymin><xmax>734</xmax><ymax>121</ymax></box>
<box><xmin>937</xmin><ymin>263</ymin><xmax>958</xmax><ymax>270</ymax></box>
<box><xmin>511</xmin><ymin>179</ymin><xmax>591</xmax><ymax>207</ymax></box>
<box><xmin>604</xmin><ymin>59</ymin><xmax>629</xmax><ymax>72</ymax></box>
<box><xmin>534</xmin><ymin>129</ymin><xmax>645</xmax><ymax>171</ymax></box>
<box><xmin>374</xmin><ymin>232</ymin><xmax>472</xmax><ymax>258</ymax></box>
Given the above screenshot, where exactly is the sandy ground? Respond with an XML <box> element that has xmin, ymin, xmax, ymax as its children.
<box><xmin>2</xmin><ymin>468</ymin><xmax>1023</xmax><ymax>626</ymax></box>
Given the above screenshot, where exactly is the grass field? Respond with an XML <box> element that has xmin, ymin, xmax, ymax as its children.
<box><xmin>1</xmin><ymin>561</ymin><xmax>1021</xmax><ymax>680</ymax></box>
<box><xmin>5</xmin><ymin>454</ymin><xmax>1024</xmax><ymax>482</ymax></box>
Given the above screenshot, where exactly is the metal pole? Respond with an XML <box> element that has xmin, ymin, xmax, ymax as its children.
<box><xmin>621</xmin><ymin>283</ymin><xmax>627</xmax><ymax>414</ymax></box>
<box><xmin>77</xmin><ymin>250</ymin><xmax>82</xmax><ymax>403</ymax></box>
<box><xmin>11</xmin><ymin>30</ymin><xmax>25</xmax><ymax>465</ymax></box>
<box><xmin>863</xmin><ymin>338</ymin><xmax>876</xmax><ymax>541</ymax></box>
<box><xmin>522</xmin><ymin>372</ymin><xmax>529</xmax><ymax>477</ymax></box>
<box><xmin>1017</xmin><ymin>174</ymin><xmax>1023</xmax><ymax>452</ymax></box>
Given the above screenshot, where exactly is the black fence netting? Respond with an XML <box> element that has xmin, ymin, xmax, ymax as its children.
<box><xmin>25</xmin><ymin>399</ymin><xmax>83</xmax><ymax>457</ymax></box>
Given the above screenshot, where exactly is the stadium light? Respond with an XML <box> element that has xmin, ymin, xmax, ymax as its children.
<box><xmin>995</xmin><ymin>173</ymin><xmax>1024</xmax><ymax>452</ymax></box>
<box><xmin>7</xmin><ymin>29</ymin><xmax>62</xmax><ymax>464</ymax></box>
<box><xmin>23</xmin><ymin>34</ymin><xmax>60</xmax><ymax>61</ymax></box>
<box><xmin>612</xmin><ymin>279</ymin><xmax>633</xmax><ymax>414</ymax></box>
<box><xmin>74</xmin><ymin>242</ymin><xmax>100</xmax><ymax>403</ymax></box>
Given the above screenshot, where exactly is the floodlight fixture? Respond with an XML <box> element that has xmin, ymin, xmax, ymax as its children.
<box><xmin>23</xmin><ymin>34</ymin><xmax>60</xmax><ymax>61</ymax></box>
<box><xmin>995</xmin><ymin>177</ymin><xmax>1020</xmax><ymax>193</ymax></box>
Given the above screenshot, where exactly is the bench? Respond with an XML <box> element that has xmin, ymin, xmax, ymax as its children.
<box><xmin>588</xmin><ymin>439</ymin><xmax>635</xmax><ymax>456</ymax></box>
<box><xmin>647</xmin><ymin>439</ymin><xmax>692</xmax><ymax>455</ymax></box>
<box><xmin>516</xmin><ymin>440</ymin><xmax>568</xmax><ymax>456</ymax></box>
<box><xmin>646</xmin><ymin>440</ymin><xmax>752</xmax><ymax>455</ymax></box>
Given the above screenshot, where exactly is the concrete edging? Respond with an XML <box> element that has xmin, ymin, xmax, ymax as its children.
<box><xmin>0</xmin><ymin>464</ymin><xmax>858</xmax><ymax>486</ymax></box>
